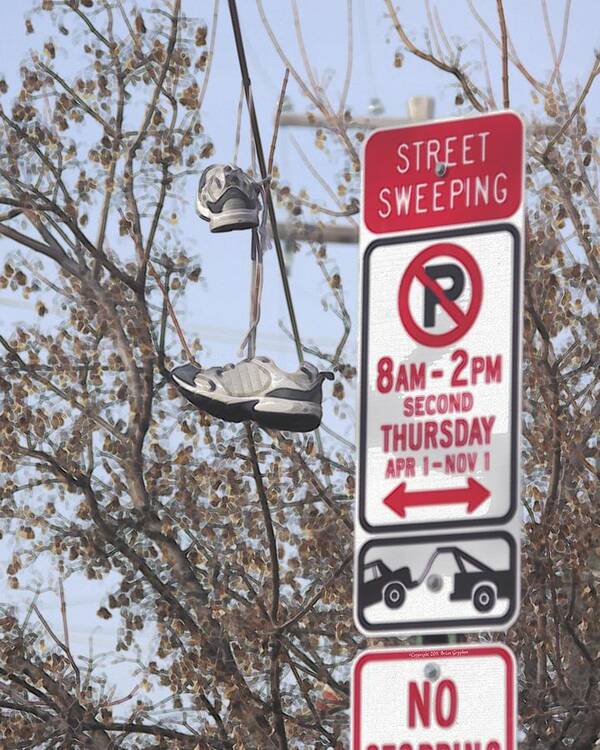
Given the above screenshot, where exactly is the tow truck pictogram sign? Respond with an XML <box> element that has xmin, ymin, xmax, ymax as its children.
<box><xmin>352</xmin><ymin>645</ymin><xmax>517</xmax><ymax>750</ymax></box>
<box><xmin>356</xmin><ymin>111</ymin><xmax>524</xmax><ymax>635</ymax></box>
<box><xmin>356</xmin><ymin>532</ymin><xmax>517</xmax><ymax>633</ymax></box>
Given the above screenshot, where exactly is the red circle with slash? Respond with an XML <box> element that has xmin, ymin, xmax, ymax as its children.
<box><xmin>398</xmin><ymin>242</ymin><xmax>483</xmax><ymax>347</ymax></box>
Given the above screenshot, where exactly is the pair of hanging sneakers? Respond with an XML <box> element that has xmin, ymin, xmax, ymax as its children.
<box><xmin>170</xmin><ymin>165</ymin><xmax>333</xmax><ymax>433</ymax></box>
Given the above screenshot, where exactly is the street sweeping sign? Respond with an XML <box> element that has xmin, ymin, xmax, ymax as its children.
<box><xmin>355</xmin><ymin>111</ymin><xmax>524</xmax><ymax>635</ymax></box>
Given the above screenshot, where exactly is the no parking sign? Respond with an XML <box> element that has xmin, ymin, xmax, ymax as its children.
<box><xmin>359</xmin><ymin>222</ymin><xmax>520</xmax><ymax>543</ymax></box>
<box><xmin>355</xmin><ymin>112</ymin><xmax>524</xmax><ymax>635</ymax></box>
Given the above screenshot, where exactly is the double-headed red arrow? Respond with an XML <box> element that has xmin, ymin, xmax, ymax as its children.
<box><xmin>383</xmin><ymin>478</ymin><xmax>490</xmax><ymax>518</ymax></box>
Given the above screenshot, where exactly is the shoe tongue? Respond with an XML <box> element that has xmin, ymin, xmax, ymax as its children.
<box><xmin>220</xmin><ymin>360</ymin><xmax>270</xmax><ymax>396</ymax></box>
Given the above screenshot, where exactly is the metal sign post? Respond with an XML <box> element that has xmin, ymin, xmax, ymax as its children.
<box><xmin>353</xmin><ymin>112</ymin><xmax>524</xmax><ymax>747</ymax></box>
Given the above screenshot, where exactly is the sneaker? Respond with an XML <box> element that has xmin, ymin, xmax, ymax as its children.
<box><xmin>170</xmin><ymin>357</ymin><xmax>333</xmax><ymax>432</ymax></box>
<box><xmin>196</xmin><ymin>164</ymin><xmax>261</xmax><ymax>232</ymax></box>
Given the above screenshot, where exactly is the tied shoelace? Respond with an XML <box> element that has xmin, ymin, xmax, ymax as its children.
<box><xmin>239</xmin><ymin>180</ymin><xmax>270</xmax><ymax>358</ymax></box>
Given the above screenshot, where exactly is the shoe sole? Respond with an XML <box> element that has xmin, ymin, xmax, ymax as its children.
<box><xmin>172</xmin><ymin>377</ymin><xmax>322</xmax><ymax>432</ymax></box>
<box><xmin>197</xmin><ymin>202</ymin><xmax>259</xmax><ymax>233</ymax></box>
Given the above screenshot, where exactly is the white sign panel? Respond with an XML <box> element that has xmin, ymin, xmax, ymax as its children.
<box><xmin>352</xmin><ymin>645</ymin><xmax>517</xmax><ymax>750</ymax></box>
<box><xmin>356</xmin><ymin>531</ymin><xmax>517</xmax><ymax>633</ymax></box>
<box><xmin>360</xmin><ymin>225</ymin><xmax>519</xmax><ymax>532</ymax></box>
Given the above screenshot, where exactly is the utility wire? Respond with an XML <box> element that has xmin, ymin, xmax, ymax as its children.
<box><xmin>227</xmin><ymin>0</ymin><xmax>304</xmax><ymax>365</ymax></box>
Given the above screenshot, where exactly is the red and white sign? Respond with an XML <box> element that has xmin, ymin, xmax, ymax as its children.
<box><xmin>363</xmin><ymin>112</ymin><xmax>523</xmax><ymax>234</ymax></box>
<box><xmin>359</xmin><ymin>225</ymin><xmax>520</xmax><ymax>532</ymax></box>
<box><xmin>352</xmin><ymin>645</ymin><xmax>517</xmax><ymax>750</ymax></box>
<box><xmin>398</xmin><ymin>242</ymin><xmax>482</xmax><ymax>347</ymax></box>
<box><xmin>356</xmin><ymin>112</ymin><xmax>524</xmax><ymax>635</ymax></box>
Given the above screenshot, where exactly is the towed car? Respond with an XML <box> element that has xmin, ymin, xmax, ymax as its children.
<box><xmin>361</xmin><ymin>546</ymin><xmax>512</xmax><ymax>612</ymax></box>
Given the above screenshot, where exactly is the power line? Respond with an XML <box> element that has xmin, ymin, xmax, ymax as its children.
<box><xmin>227</xmin><ymin>0</ymin><xmax>304</xmax><ymax>365</ymax></box>
<box><xmin>278</xmin><ymin>95</ymin><xmax>435</xmax><ymax>130</ymax></box>
<box><xmin>279</xmin><ymin>220</ymin><xmax>358</xmax><ymax>246</ymax></box>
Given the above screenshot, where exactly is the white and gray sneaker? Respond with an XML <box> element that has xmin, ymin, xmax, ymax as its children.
<box><xmin>171</xmin><ymin>357</ymin><xmax>333</xmax><ymax>432</ymax></box>
<box><xmin>197</xmin><ymin>164</ymin><xmax>261</xmax><ymax>233</ymax></box>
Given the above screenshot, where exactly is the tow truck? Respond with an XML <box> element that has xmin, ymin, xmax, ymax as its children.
<box><xmin>361</xmin><ymin>546</ymin><xmax>512</xmax><ymax>612</ymax></box>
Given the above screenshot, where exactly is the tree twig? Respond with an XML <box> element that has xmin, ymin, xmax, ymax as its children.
<box><xmin>338</xmin><ymin>0</ymin><xmax>354</xmax><ymax>116</ymax></box>
<box><xmin>268</xmin><ymin>68</ymin><xmax>289</xmax><ymax>176</ymax></box>
<box><xmin>496</xmin><ymin>0</ymin><xmax>510</xmax><ymax>108</ymax></box>
<box><xmin>147</xmin><ymin>260</ymin><xmax>198</xmax><ymax>366</ymax></box>
<box><xmin>245</xmin><ymin>423</ymin><xmax>280</xmax><ymax>624</ymax></box>
<box><xmin>385</xmin><ymin>0</ymin><xmax>485</xmax><ymax>112</ymax></box>
<box><xmin>544</xmin><ymin>53</ymin><xmax>600</xmax><ymax>155</ymax></box>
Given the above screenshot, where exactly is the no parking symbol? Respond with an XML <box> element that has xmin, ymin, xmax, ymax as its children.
<box><xmin>398</xmin><ymin>243</ymin><xmax>482</xmax><ymax>347</ymax></box>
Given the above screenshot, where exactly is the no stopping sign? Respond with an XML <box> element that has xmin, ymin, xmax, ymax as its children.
<box><xmin>352</xmin><ymin>645</ymin><xmax>517</xmax><ymax>749</ymax></box>
<box><xmin>398</xmin><ymin>242</ymin><xmax>482</xmax><ymax>347</ymax></box>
